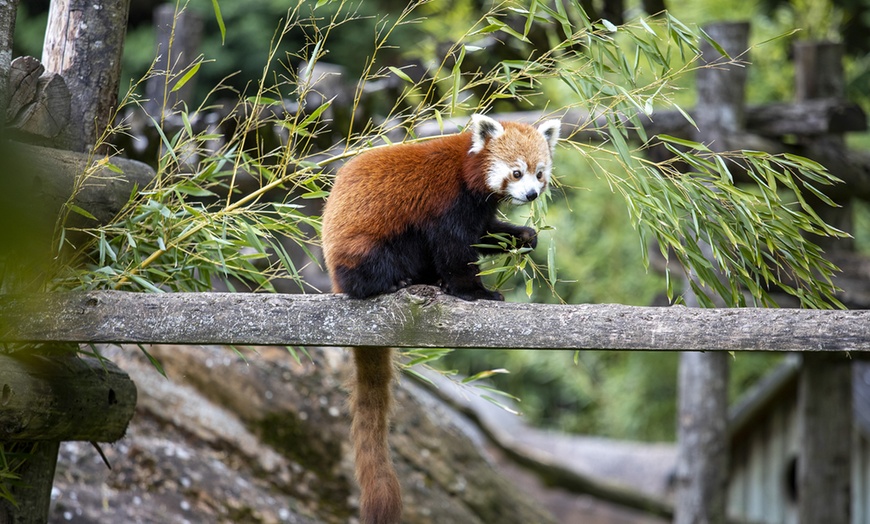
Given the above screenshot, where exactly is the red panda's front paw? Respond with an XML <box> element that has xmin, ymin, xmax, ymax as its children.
<box><xmin>445</xmin><ymin>286</ymin><xmax>504</xmax><ymax>301</ymax></box>
<box><xmin>518</xmin><ymin>227</ymin><xmax>538</xmax><ymax>249</ymax></box>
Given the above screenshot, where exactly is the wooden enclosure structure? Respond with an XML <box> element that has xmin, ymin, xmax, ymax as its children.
<box><xmin>1</xmin><ymin>3</ymin><xmax>870</xmax><ymax>524</ymax></box>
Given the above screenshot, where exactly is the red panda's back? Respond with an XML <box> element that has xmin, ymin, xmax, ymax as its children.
<box><xmin>322</xmin><ymin>132</ymin><xmax>473</xmax><ymax>280</ymax></box>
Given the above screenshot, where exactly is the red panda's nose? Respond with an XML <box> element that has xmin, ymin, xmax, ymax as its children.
<box><xmin>525</xmin><ymin>190</ymin><xmax>539</xmax><ymax>201</ymax></box>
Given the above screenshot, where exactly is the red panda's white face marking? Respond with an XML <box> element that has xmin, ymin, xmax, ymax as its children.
<box><xmin>470</xmin><ymin>114</ymin><xmax>561</xmax><ymax>205</ymax></box>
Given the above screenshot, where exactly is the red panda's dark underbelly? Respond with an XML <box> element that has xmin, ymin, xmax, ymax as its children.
<box><xmin>329</xmin><ymin>185</ymin><xmax>500</xmax><ymax>298</ymax></box>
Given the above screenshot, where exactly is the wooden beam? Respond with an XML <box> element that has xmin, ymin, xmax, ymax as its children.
<box><xmin>5</xmin><ymin>141</ymin><xmax>156</xmax><ymax>227</ymax></box>
<box><xmin>745</xmin><ymin>99</ymin><xmax>866</xmax><ymax>137</ymax></box>
<box><xmin>0</xmin><ymin>351</ymin><xmax>137</xmax><ymax>442</ymax></box>
<box><xmin>0</xmin><ymin>286</ymin><xmax>867</xmax><ymax>351</ymax></box>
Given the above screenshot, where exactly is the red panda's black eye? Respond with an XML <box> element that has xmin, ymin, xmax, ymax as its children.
<box><xmin>536</xmin><ymin>171</ymin><xmax>543</xmax><ymax>180</ymax></box>
<box><xmin>511</xmin><ymin>170</ymin><xmax>522</xmax><ymax>180</ymax></box>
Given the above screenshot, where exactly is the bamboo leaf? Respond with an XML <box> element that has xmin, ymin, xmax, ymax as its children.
<box><xmin>211</xmin><ymin>0</ymin><xmax>226</xmax><ymax>44</ymax></box>
<box><xmin>171</xmin><ymin>61</ymin><xmax>201</xmax><ymax>93</ymax></box>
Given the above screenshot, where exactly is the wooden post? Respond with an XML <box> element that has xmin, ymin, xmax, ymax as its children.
<box><xmin>0</xmin><ymin>3</ymin><xmax>138</xmax><ymax>523</ymax></box>
<box><xmin>0</xmin><ymin>0</ymin><xmax>20</xmax><ymax>124</ymax></box>
<box><xmin>675</xmin><ymin>21</ymin><xmax>749</xmax><ymax>524</ymax></box>
<box><xmin>42</xmin><ymin>0</ymin><xmax>131</xmax><ymax>152</ymax></box>
<box><xmin>793</xmin><ymin>41</ymin><xmax>854</xmax><ymax>251</ymax></box>
<box><xmin>794</xmin><ymin>41</ymin><xmax>853</xmax><ymax>524</ymax></box>
<box><xmin>144</xmin><ymin>4</ymin><xmax>203</xmax><ymax>117</ymax></box>
<box><xmin>0</xmin><ymin>6</ymin><xmax>60</xmax><ymax>524</ymax></box>
<box><xmin>0</xmin><ymin>350</ymin><xmax>137</xmax><ymax>524</ymax></box>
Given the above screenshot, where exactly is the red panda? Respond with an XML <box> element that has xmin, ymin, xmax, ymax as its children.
<box><xmin>321</xmin><ymin>113</ymin><xmax>560</xmax><ymax>524</ymax></box>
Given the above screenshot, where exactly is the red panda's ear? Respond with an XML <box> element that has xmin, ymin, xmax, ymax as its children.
<box><xmin>538</xmin><ymin>119</ymin><xmax>561</xmax><ymax>154</ymax></box>
<box><xmin>469</xmin><ymin>114</ymin><xmax>504</xmax><ymax>154</ymax></box>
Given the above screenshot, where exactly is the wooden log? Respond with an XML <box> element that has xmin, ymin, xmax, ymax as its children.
<box><xmin>4</xmin><ymin>141</ymin><xmax>156</xmax><ymax>227</ymax></box>
<box><xmin>794</xmin><ymin>41</ymin><xmax>845</xmax><ymax>102</ymax></box>
<box><xmin>5</xmin><ymin>57</ymin><xmax>71</xmax><ymax>141</ymax></box>
<box><xmin>6</xmin><ymin>56</ymin><xmax>42</xmax><ymax>121</ymax></box>
<box><xmin>0</xmin><ymin>287</ymin><xmax>868</xmax><ymax>351</ymax></box>
<box><xmin>0</xmin><ymin>349</ymin><xmax>136</xmax><ymax>523</ymax></box>
<box><xmin>745</xmin><ymin>99</ymin><xmax>866</xmax><ymax>136</ymax></box>
<box><xmin>42</xmin><ymin>0</ymin><xmax>132</xmax><ymax>152</ymax></box>
<box><xmin>675</xmin><ymin>351</ymin><xmax>730</xmax><ymax>524</ymax></box>
<box><xmin>0</xmin><ymin>441</ymin><xmax>59</xmax><ymax>524</ymax></box>
<box><xmin>0</xmin><ymin>351</ymin><xmax>137</xmax><ymax>442</ymax></box>
<box><xmin>797</xmin><ymin>353</ymin><xmax>852</xmax><ymax>524</ymax></box>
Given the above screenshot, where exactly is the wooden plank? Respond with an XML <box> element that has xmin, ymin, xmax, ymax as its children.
<box><xmin>745</xmin><ymin>99</ymin><xmax>866</xmax><ymax>136</ymax></box>
<box><xmin>0</xmin><ymin>287</ymin><xmax>868</xmax><ymax>351</ymax></box>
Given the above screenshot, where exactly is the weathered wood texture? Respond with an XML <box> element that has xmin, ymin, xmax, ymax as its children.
<box><xmin>794</xmin><ymin>41</ymin><xmax>854</xmax><ymax>524</ymax></box>
<box><xmin>0</xmin><ymin>351</ymin><xmax>137</xmax><ymax>442</ymax></box>
<box><xmin>798</xmin><ymin>354</ymin><xmax>852</xmax><ymax>524</ymax></box>
<box><xmin>9</xmin><ymin>141</ymin><xmax>156</xmax><ymax>227</ymax></box>
<box><xmin>676</xmin><ymin>22</ymin><xmax>748</xmax><ymax>524</ymax></box>
<box><xmin>42</xmin><ymin>0</ymin><xmax>131</xmax><ymax>152</ymax></box>
<box><xmin>745</xmin><ymin>99</ymin><xmax>866</xmax><ymax>136</ymax></box>
<box><xmin>676</xmin><ymin>352</ymin><xmax>731</xmax><ymax>524</ymax></box>
<box><xmin>5</xmin><ymin>56</ymin><xmax>71</xmax><ymax>141</ymax></box>
<box><xmin>0</xmin><ymin>0</ymin><xmax>20</xmax><ymax>123</ymax></box>
<box><xmin>0</xmin><ymin>286</ymin><xmax>868</xmax><ymax>351</ymax></box>
<box><xmin>0</xmin><ymin>441</ymin><xmax>58</xmax><ymax>524</ymax></box>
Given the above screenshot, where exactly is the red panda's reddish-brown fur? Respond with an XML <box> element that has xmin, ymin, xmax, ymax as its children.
<box><xmin>322</xmin><ymin>132</ymin><xmax>478</xmax><ymax>275</ymax></box>
<box><xmin>321</xmin><ymin>115</ymin><xmax>559</xmax><ymax>524</ymax></box>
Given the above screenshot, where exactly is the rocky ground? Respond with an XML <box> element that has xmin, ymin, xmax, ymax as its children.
<box><xmin>47</xmin><ymin>343</ymin><xmax>674</xmax><ymax>523</ymax></box>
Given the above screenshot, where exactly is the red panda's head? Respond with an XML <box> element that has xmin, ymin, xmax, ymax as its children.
<box><xmin>469</xmin><ymin>114</ymin><xmax>560</xmax><ymax>205</ymax></box>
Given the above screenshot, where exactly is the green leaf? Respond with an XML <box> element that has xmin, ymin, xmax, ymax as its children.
<box><xmin>699</xmin><ymin>27</ymin><xmax>731</xmax><ymax>59</ymax></box>
<box><xmin>211</xmin><ymin>0</ymin><xmax>226</xmax><ymax>44</ymax></box>
<box><xmin>461</xmin><ymin>368</ymin><xmax>510</xmax><ymax>384</ymax></box>
<box><xmin>485</xmin><ymin>16</ymin><xmax>530</xmax><ymax>43</ymax></box>
<box><xmin>68</xmin><ymin>204</ymin><xmax>97</xmax><ymax>221</ymax></box>
<box><xmin>657</xmin><ymin>134</ymin><xmax>706</xmax><ymax>150</ymax></box>
<box><xmin>171</xmin><ymin>61</ymin><xmax>201</xmax><ymax>93</ymax></box>
<box><xmin>388</xmin><ymin>66</ymin><xmax>413</xmax><ymax>83</ymax></box>
<box><xmin>138</xmin><ymin>344</ymin><xmax>167</xmax><ymax>377</ymax></box>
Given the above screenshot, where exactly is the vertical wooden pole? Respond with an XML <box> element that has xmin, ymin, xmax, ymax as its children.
<box><xmin>0</xmin><ymin>4</ymin><xmax>60</xmax><ymax>524</ymax></box>
<box><xmin>41</xmin><ymin>0</ymin><xmax>131</xmax><ymax>152</ymax></box>
<box><xmin>674</xmin><ymin>21</ymin><xmax>749</xmax><ymax>524</ymax></box>
<box><xmin>144</xmin><ymin>4</ymin><xmax>203</xmax><ymax>117</ymax></box>
<box><xmin>675</xmin><ymin>350</ymin><xmax>730</xmax><ymax>524</ymax></box>
<box><xmin>797</xmin><ymin>354</ymin><xmax>851</xmax><ymax>524</ymax></box>
<box><xmin>0</xmin><ymin>0</ymin><xmax>20</xmax><ymax>125</ymax></box>
<box><xmin>0</xmin><ymin>442</ymin><xmax>61</xmax><ymax>524</ymax></box>
<box><xmin>794</xmin><ymin>41</ymin><xmax>853</xmax><ymax>524</ymax></box>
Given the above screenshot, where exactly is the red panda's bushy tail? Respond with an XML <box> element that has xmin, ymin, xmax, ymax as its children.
<box><xmin>350</xmin><ymin>346</ymin><xmax>402</xmax><ymax>524</ymax></box>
